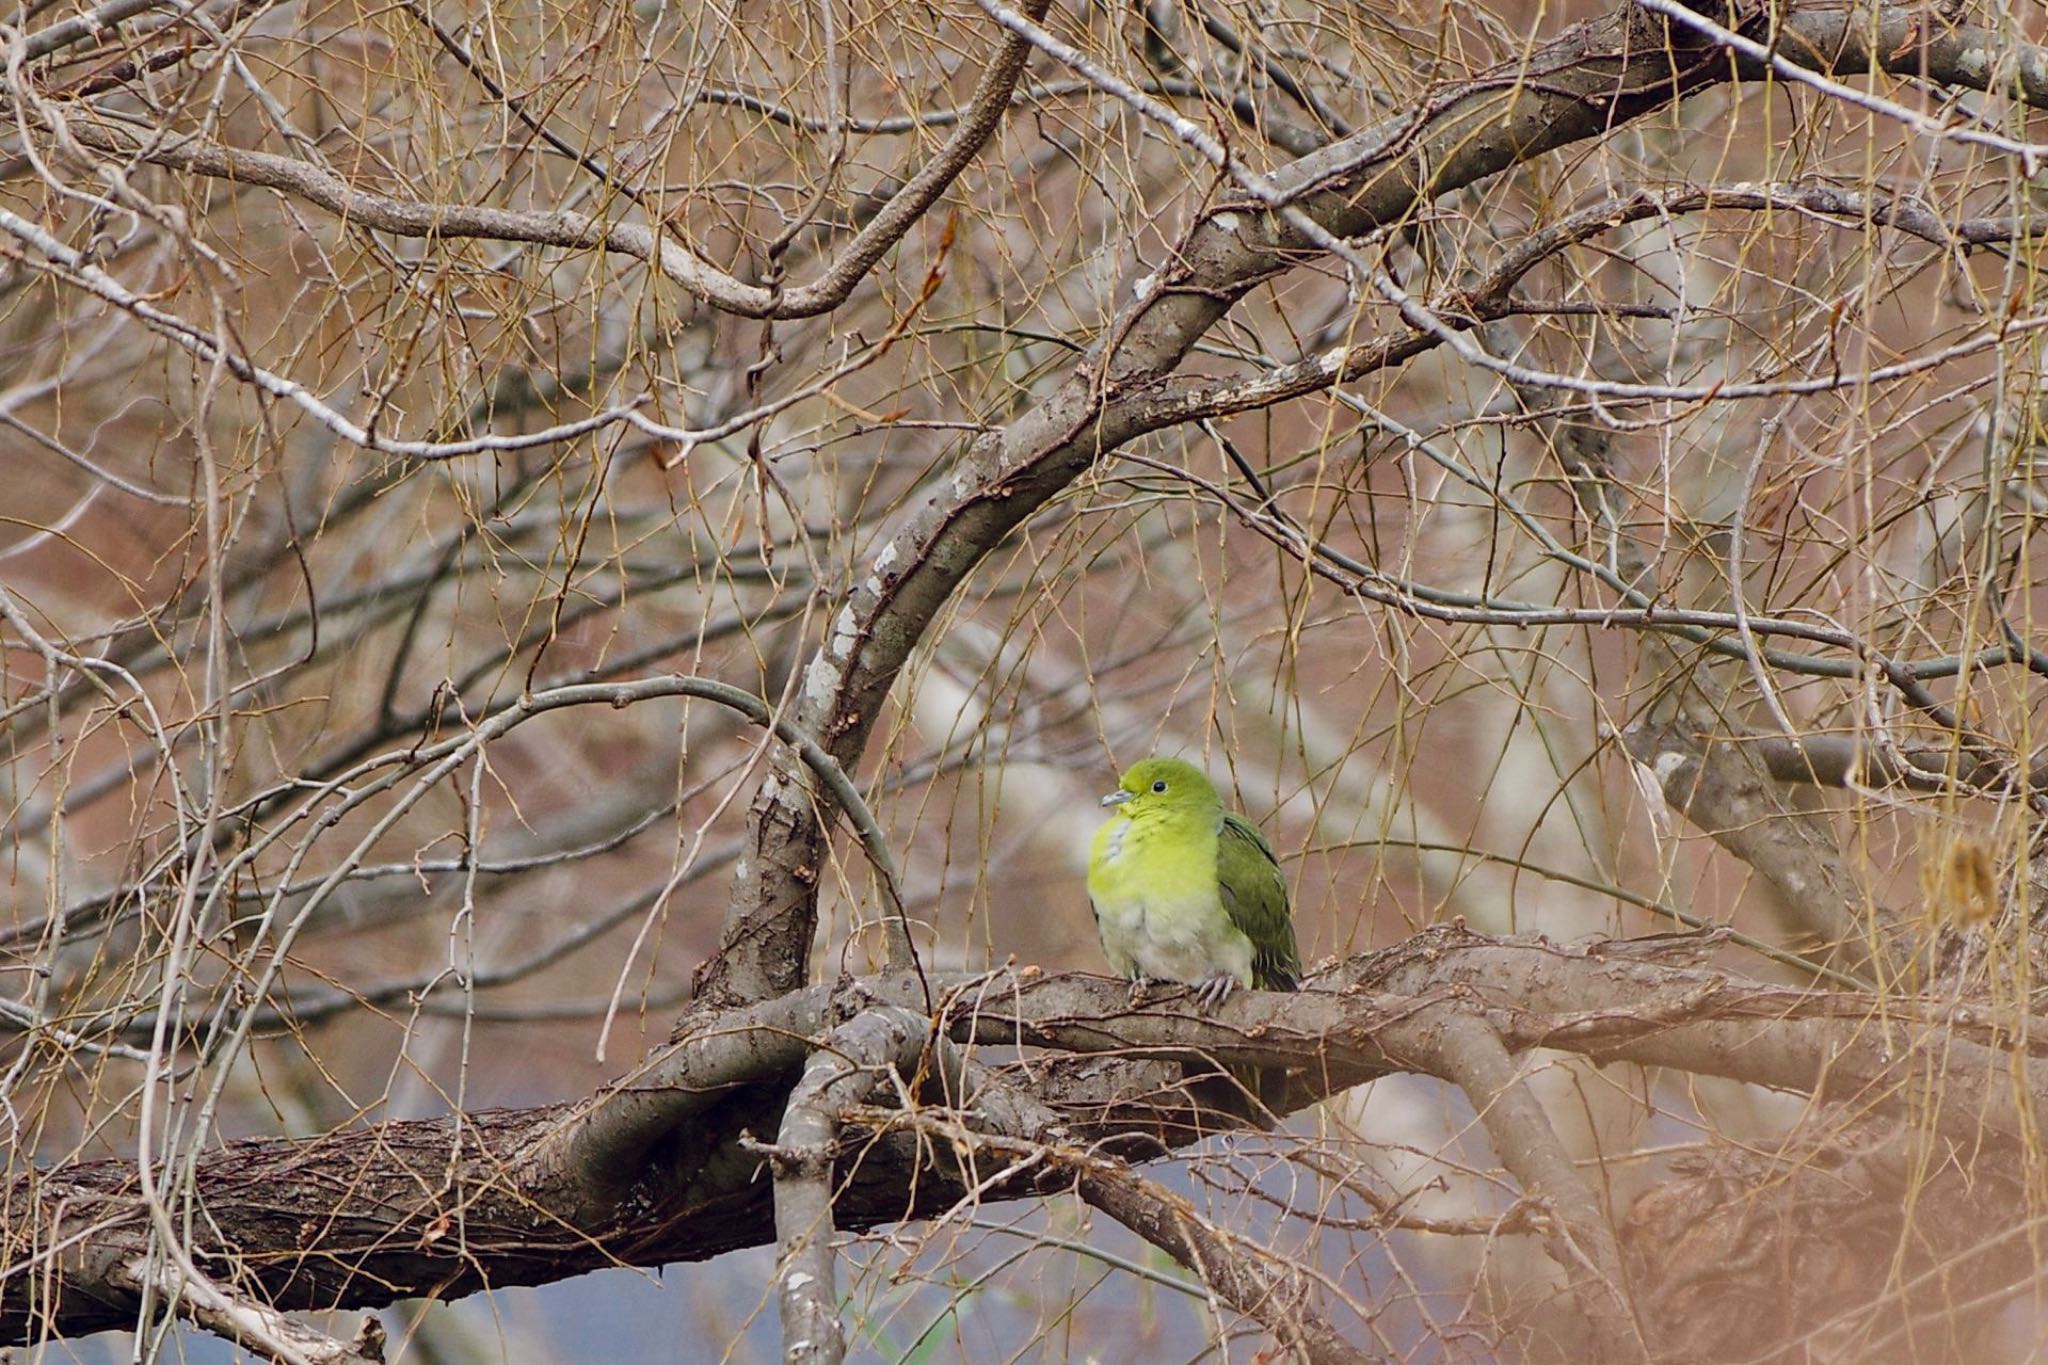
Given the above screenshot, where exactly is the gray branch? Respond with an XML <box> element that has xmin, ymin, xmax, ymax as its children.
<box><xmin>768</xmin><ymin>1008</ymin><xmax>930</xmax><ymax>1365</ymax></box>
<box><xmin>1423</xmin><ymin>1012</ymin><xmax>1642</xmax><ymax>1358</ymax></box>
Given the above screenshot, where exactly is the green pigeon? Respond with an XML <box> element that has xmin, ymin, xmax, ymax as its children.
<box><xmin>1086</xmin><ymin>756</ymin><xmax>1301</xmax><ymax>1007</ymax></box>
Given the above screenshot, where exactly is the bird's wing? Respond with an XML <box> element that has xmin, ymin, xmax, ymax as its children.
<box><xmin>1217</xmin><ymin>812</ymin><xmax>1301</xmax><ymax>990</ymax></box>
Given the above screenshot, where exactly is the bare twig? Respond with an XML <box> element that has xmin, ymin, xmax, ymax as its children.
<box><xmin>112</xmin><ymin>1256</ymin><xmax>384</xmax><ymax>1365</ymax></box>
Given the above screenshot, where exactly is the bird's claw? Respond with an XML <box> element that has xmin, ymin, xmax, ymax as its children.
<box><xmin>1127</xmin><ymin>976</ymin><xmax>1240</xmax><ymax>1009</ymax></box>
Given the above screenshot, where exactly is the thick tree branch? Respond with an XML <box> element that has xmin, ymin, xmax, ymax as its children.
<box><xmin>17</xmin><ymin>930</ymin><xmax>2048</xmax><ymax>1352</ymax></box>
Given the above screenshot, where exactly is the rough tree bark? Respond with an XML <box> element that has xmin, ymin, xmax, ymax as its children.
<box><xmin>14</xmin><ymin>930</ymin><xmax>2048</xmax><ymax>1349</ymax></box>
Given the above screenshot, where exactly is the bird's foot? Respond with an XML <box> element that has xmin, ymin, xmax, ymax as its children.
<box><xmin>1127</xmin><ymin>977</ymin><xmax>1152</xmax><ymax>1007</ymax></box>
<box><xmin>1193</xmin><ymin>973</ymin><xmax>1238</xmax><ymax>1011</ymax></box>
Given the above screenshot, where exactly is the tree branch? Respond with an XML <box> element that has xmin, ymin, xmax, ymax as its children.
<box><xmin>110</xmin><ymin>1258</ymin><xmax>385</xmax><ymax>1365</ymax></box>
<box><xmin>923</xmin><ymin>1044</ymin><xmax>1378</xmax><ymax>1365</ymax></box>
<box><xmin>13</xmin><ymin>930</ymin><xmax>2048</xmax><ymax>1350</ymax></box>
<box><xmin>700</xmin><ymin>0</ymin><xmax>1716</xmax><ymax>1005</ymax></box>
<box><xmin>40</xmin><ymin>0</ymin><xmax>1051</xmax><ymax>322</ymax></box>
<box><xmin>1422</xmin><ymin>1012</ymin><xmax>1642</xmax><ymax>1357</ymax></box>
<box><xmin>766</xmin><ymin>1007</ymin><xmax>931</xmax><ymax>1365</ymax></box>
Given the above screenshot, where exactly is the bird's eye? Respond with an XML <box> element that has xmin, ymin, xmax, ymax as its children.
<box><xmin>1151</xmin><ymin>779</ymin><xmax>1167</xmax><ymax>793</ymax></box>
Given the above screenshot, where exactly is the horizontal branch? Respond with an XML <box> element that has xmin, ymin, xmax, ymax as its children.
<box><xmin>12</xmin><ymin>928</ymin><xmax>2048</xmax><ymax>1351</ymax></box>
<box><xmin>1748</xmin><ymin>731</ymin><xmax>2048</xmax><ymax>796</ymax></box>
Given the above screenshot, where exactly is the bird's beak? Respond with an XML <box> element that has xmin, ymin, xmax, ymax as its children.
<box><xmin>1099</xmin><ymin>789</ymin><xmax>1133</xmax><ymax>808</ymax></box>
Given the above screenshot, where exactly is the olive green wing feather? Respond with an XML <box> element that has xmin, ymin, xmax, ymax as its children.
<box><xmin>1217</xmin><ymin>812</ymin><xmax>1300</xmax><ymax>990</ymax></box>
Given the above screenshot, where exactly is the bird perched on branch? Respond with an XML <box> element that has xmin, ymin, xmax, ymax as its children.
<box><xmin>1086</xmin><ymin>756</ymin><xmax>1301</xmax><ymax>1007</ymax></box>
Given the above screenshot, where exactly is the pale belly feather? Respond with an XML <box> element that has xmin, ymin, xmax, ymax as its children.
<box><xmin>1092</xmin><ymin>819</ymin><xmax>1254</xmax><ymax>987</ymax></box>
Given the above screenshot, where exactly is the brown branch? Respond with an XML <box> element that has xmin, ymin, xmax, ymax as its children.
<box><xmin>15</xmin><ymin>930</ymin><xmax>2048</xmax><ymax>1351</ymax></box>
<box><xmin>46</xmin><ymin>0</ymin><xmax>1050</xmax><ymax>322</ymax></box>
<box><xmin>925</xmin><ymin>1045</ymin><xmax>1379</xmax><ymax>1365</ymax></box>
<box><xmin>1071</xmin><ymin>1150</ymin><xmax>1380</xmax><ymax>1365</ymax></box>
<box><xmin>941</xmin><ymin>933</ymin><xmax>2048</xmax><ymax>1148</ymax></box>
<box><xmin>1114</xmin><ymin>177</ymin><xmax>2048</xmax><ymax>433</ymax></box>
<box><xmin>549</xmin><ymin>986</ymin><xmax>825</xmax><ymax>1214</ymax></box>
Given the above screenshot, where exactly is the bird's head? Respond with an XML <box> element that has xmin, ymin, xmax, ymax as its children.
<box><xmin>1100</xmin><ymin>757</ymin><xmax>1221</xmax><ymax>823</ymax></box>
